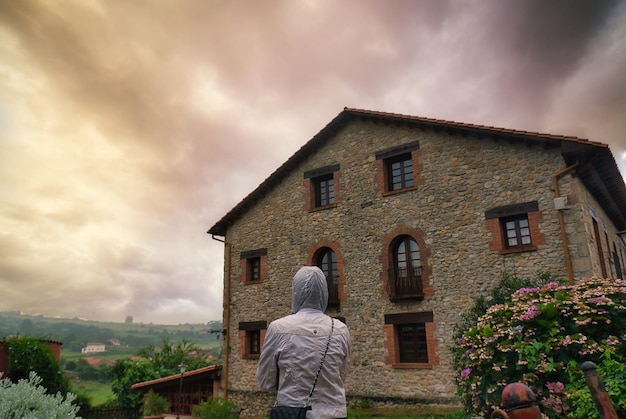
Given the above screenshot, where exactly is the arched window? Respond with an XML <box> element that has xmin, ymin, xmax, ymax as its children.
<box><xmin>315</xmin><ymin>247</ymin><xmax>339</xmax><ymax>306</ymax></box>
<box><xmin>390</xmin><ymin>236</ymin><xmax>423</xmax><ymax>299</ymax></box>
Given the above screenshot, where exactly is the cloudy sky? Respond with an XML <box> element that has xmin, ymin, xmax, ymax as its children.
<box><xmin>1</xmin><ymin>0</ymin><xmax>625</xmax><ymax>325</ymax></box>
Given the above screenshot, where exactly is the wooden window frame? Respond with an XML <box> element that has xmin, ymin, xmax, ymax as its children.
<box><xmin>386</xmin><ymin>153</ymin><xmax>415</xmax><ymax>191</ymax></box>
<box><xmin>240</xmin><ymin>249</ymin><xmax>268</xmax><ymax>284</ymax></box>
<box><xmin>384</xmin><ymin>312</ymin><xmax>438</xmax><ymax>368</ymax></box>
<box><xmin>304</xmin><ymin>164</ymin><xmax>341</xmax><ymax>212</ymax></box>
<box><xmin>314</xmin><ymin>247</ymin><xmax>339</xmax><ymax>307</ymax></box>
<box><xmin>389</xmin><ymin>235</ymin><xmax>423</xmax><ymax>301</ymax></box>
<box><xmin>397</xmin><ymin>323</ymin><xmax>428</xmax><ymax>363</ymax></box>
<box><xmin>502</xmin><ymin>214</ymin><xmax>532</xmax><ymax>249</ymax></box>
<box><xmin>238</xmin><ymin>321</ymin><xmax>267</xmax><ymax>359</ymax></box>
<box><xmin>374</xmin><ymin>141</ymin><xmax>422</xmax><ymax>196</ymax></box>
<box><xmin>486</xmin><ymin>201</ymin><xmax>545</xmax><ymax>254</ymax></box>
<box><xmin>315</xmin><ymin>173</ymin><xmax>335</xmax><ymax>207</ymax></box>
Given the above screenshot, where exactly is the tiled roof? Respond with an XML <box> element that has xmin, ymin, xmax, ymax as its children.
<box><xmin>131</xmin><ymin>364</ymin><xmax>221</xmax><ymax>389</ymax></box>
<box><xmin>208</xmin><ymin>108</ymin><xmax>626</xmax><ymax>236</ymax></box>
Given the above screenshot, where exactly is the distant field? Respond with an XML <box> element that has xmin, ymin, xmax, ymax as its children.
<box><xmin>0</xmin><ymin>312</ymin><xmax>222</xmax><ymax>356</ymax></box>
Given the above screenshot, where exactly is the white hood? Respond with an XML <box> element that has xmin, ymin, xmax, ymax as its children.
<box><xmin>291</xmin><ymin>266</ymin><xmax>328</xmax><ymax>313</ymax></box>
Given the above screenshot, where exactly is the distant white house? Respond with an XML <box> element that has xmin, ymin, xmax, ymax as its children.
<box><xmin>81</xmin><ymin>342</ymin><xmax>106</xmax><ymax>353</ymax></box>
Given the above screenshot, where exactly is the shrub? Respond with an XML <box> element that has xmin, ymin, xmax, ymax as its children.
<box><xmin>0</xmin><ymin>371</ymin><xmax>80</xmax><ymax>418</ymax></box>
<box><xmin>192</xmin><ymin>397</ymin><xmax>239</xmax><ymax>419</ymax></box>
<box><xmin>452</xmin><ymin>277</ymin><xmax>626</xmax><ymax>418</ymax></box>
<box><xmin>4</xmin><ymin>336</ymin><xmax>70</xmax><ymax>396</ymax></box>
<box><xmin>142</xmin><ymin>389</ymin><xmax>169</xmax><ymax>416</ymax></box>
<box><xmin>453</xmin><ymin>267</ymin><xmax>557</xmax><ymax>340</ymax></box>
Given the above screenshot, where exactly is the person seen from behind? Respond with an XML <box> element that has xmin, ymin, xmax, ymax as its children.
<box><xmin>256</xmin><ymin>266</ymin><xmax>351</xmax><ymax>419</ymax></box>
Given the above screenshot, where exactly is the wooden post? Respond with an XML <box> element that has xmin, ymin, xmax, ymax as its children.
<box><xmin>582</xmin><ymin>361</ymin><xmax>618</xmax><ymax>419</ymax></box>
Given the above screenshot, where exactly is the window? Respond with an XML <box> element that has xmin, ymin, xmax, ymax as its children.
<box><xmin>485</xmin><ymin>201</ymin><xmax>544</xmax><ymax>254</ymax></box>
<box><xmin>240</xmin><ymin>249</ymin><xmax>267</xmax><ymax>284</ymax></box>
<box><xmin>315</xmin><ymin>247</ymin><xmax>339</xmax><ymax>306</ymax></box>
<box><xmin>387</xmin><ymin>153</ymin><xmax>414</xmax><ymax>191</ymax></box>
<box><xmin>315</xmin><ymin>174</ymin><xmax>334</xmax><ymax>207</ymax></box>
<box><xmin>247</xmin><ymin>257</ymin><xmax>261</xmax><ymax>282</ymax></box>
<box><xmin>592</xmin><ymin>219</ymin><xmax>608</xmax><ymax>277</ymax></box>
<box><xmin>384</xmin><ymin>312</ymin><xmax>437</xmax><ymax>367</ymax></box>
<box><xmin>304</xmin><ymin>164</ymin><xmax>340</xmax><ymax>211</ymax></box>
<box><xmin>375</xmin><ymin>141</ymin><xmax>420</xmax><ymax>195</ymax></box>
<box><xmin>398</xmin><ymin>323</ymin><xmax>428</xmax><ymax>363</ymax></box>
<box><xmin>247</xmin><ymin>330</ymin><xmax>261</xmax><ymax>355</ymax></box>
<box><xmin>503</xmin><ymin>215</ymin><xmax>531</xmax><ymax>248</ymax></box>
<box><xmin>389</xmin><ymin>236</ymin><xmax>423</xmax><ymax>300</ymax></box>
<box><xmin>238</xmin><ymin>321</ymin><xmax>267</xmax><ymax>358</ymax></box>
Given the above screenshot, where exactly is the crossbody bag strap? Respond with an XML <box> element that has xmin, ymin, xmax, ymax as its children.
<box><xmin>305</xmin><ymin>318</ymin><xmax>334</xmax><ymax>408</ymax></box>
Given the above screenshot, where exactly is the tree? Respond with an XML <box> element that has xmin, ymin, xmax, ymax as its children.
<box><xmin>136</xmin><ymin>337</ymin><xmax>210</xmax><ymax>376</ymax></box>
<box><xmin>110</xmin><ymin>337</ymin><xmax>212</xmax><ymax>408</ymax></box>
<box><xmin>4</xmin><ymin>337</ymin><xmax>70</xmax><ymax>397</ymax></box>
<box><xmin>0</xmin><ymin>372</ymin><xmax>79</xmax><ymax>418</ymax></box>
<box><xmin>125</xmin><ymin>315</ymin><xmax>133</xmax><ymax>324</ymax></box>
<box><xmin>453</xmin><ymin>277</ymin><xmax>626</xmax><ymax>417</ymax></box>
<box><xmin>110</xmin><ymin>359</ymin><xmax>159</xmax><ymax>408</ymax></box>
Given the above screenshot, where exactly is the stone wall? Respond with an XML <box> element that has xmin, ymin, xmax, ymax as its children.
<box><xmin>217</xmin><ymin>118</ymin><xmax>620</xmax><ymax>416</ymax></box>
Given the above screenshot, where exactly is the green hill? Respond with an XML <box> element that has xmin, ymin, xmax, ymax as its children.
<box><xmin>0</xmin><ymin>312</ymin><xmax>222</xmax><ymax>358</ymax></box>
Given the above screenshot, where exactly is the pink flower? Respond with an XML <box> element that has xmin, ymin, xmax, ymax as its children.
<box><xmin>518</xmin><ymin>304</ymin><xmax>540</xmax><ymax>321</ymax></box>
<box><xmin>546</xmin><ymin>381</ymin><xmax>564</xmax><ymax>393</ymax></box>
<box><xmin>461</xmin><ymin>368</ymin><xmax>472</xmax><ymax>377</ymax></box>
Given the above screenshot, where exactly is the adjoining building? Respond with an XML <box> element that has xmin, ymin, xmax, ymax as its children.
<box><xmin>132</xmin><ymin>365</ymin><xmax>222</xmax><ymax>417</ymax></box>
<box><xmin>208</xmin><ymin>108</ymin><xmax>626</xmax><ymax>416</ymax></box>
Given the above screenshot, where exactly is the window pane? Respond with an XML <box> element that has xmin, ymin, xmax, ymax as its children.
<box><xmin>387</xmin><ymin>154</ymin><xmax>413</xmax><ymax>191</ymax></box>
<box><xmin>403</xmin><ymin>160</ymin><xmax>414</xmax><ymax>187</ymax></box>
<box><xmin>315</xmin><ymin>174</ymin><xmax>334</xmax><ymax>207</ymax></box>
<box><xmin>392</xmin><ymin>237</ymin><xmax>423</xmax><ymax>297</ymax></box>
<box><xmin>397</xmin><ymin>323</ymin><xmax>428</xmax><ymax>363</ymax></box>
<box><xmin>248</xmin><ymin>257</ymin><xmax>261</xmax><ymax>281</ymax></box>
<box><xmin>317</xmin><ymin>248</ymin><xmax>339</xmax><ymax>304</ymax></box>
<box><xmin>502</xmin><ymin>215</ymin><xmax>532</xmax><ymax>248</ymax></box>
<box><xmin>248</xmin><ymin>330</ymin><xmax>260</xmax><ymax>355</ymax></box>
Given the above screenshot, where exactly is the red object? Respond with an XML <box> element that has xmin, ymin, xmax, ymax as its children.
<box><xmin>490</xmin><ymin>383</ymin><xmax>542</xmax><ymax>419</ymax></box>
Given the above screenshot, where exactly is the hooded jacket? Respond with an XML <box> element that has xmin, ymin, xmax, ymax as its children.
<box><xmin>256</xmin><ymin>266</ymin><xmax>351</xmax><ymax>419</ymax></box>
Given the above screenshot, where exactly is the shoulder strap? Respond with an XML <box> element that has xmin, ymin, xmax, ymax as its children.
<box><xmin>305</xmin><ymin>318</ymin><xmax>334</xmax><ymax>408</ymax></box>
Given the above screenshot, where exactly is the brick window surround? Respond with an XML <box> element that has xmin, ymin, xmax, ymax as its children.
<box><xmin>240</xmin><ymin>248</ymin><xmax>268</xmax><ymax>284</ymax></box>
<box><xmin>380</xmin><ymin>225</ymin><xmax>433</xmax><ymax>300</ymax></box>
<box><xmin>374</xmin><ymin>141</ymin><xmax>423</xmax><ymax>196</ymax></box>
<box><xmin>303</xmin><ymin>164</ymin><xmax>341</xmax><ymax>212</ymax></box>
<box><xmin>383</xmin><ymin>312</ymin><xmax>439</xmax><ymax>368</ymax></box>
<box><xmin>485</xmin><ymin>201</ymin><xmax>545</xmax><ymax>254</ymax></box>
<box><xmin>238</xmin><ymin>321</ymin><xmax>267</xmax><ymax>359</ymax></box>
<box><xmin>307</xmin><ymin>238</ymin><xmax>347</xmax><ymax>305</ymax></box>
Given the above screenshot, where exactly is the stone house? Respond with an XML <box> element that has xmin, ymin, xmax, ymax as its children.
<box><xmin>207</xmin><ymin>108</ymin><xmax>626</xmax><ymax>415</ymax></box>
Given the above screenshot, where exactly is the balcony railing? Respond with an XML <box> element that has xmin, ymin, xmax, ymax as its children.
<box><xmin>388</xmin><ymin>268</ymin><xmax>423</xmax><ymax>301</ymax></box>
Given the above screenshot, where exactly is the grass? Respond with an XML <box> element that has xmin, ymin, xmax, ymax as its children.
<box><xmin>69</xmin><ymin>377</ymin><xmax>115</xmax><ymax>407</ymax></box>
<box><xmin>347</xmin><ymin>407</ymin><xmax>467</xmax><ymax>419</ymax></box>
<box><xmin>249</xmin><ymin>407</ymin><xmax>467</xmax><ymax>419</ymax></box>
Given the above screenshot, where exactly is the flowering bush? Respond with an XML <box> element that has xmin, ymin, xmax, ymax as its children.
<box><xmin>453</xmin><ymin>277</ymin><xmax>626</xmax><ymax>418</ymax></box>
